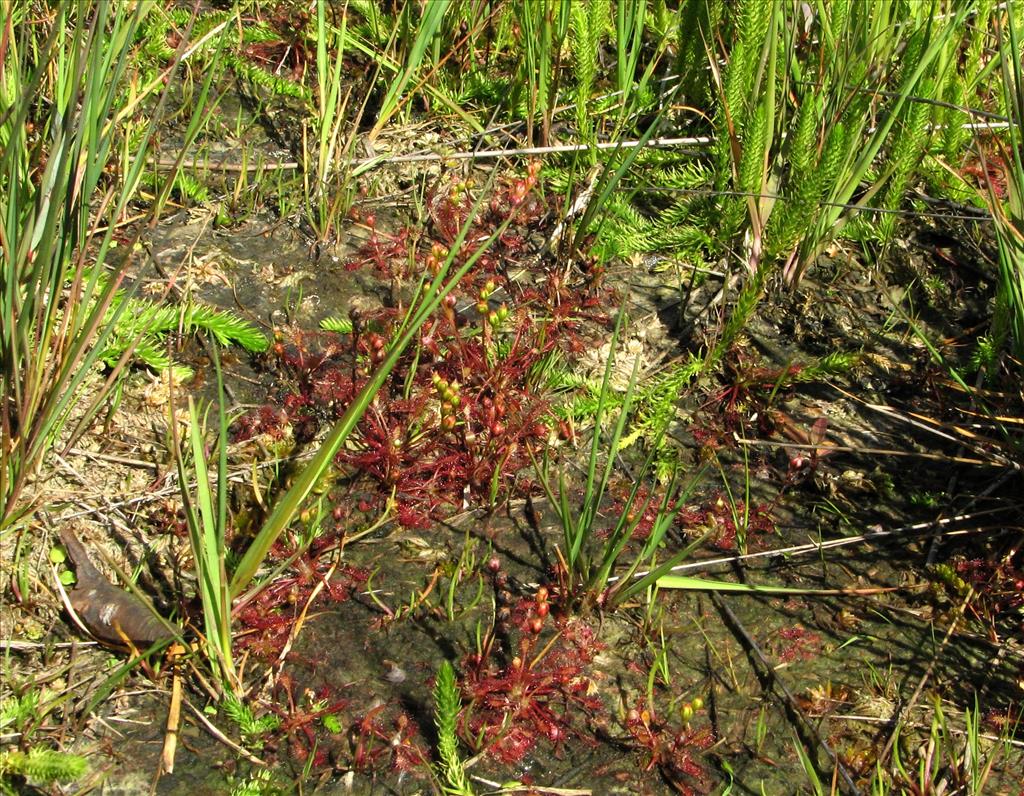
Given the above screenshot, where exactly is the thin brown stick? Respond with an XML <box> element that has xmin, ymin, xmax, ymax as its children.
<box><xmin>160</xmin><ymin>646</ymin><xmax>184</xmax><ymax>775</ymax></box>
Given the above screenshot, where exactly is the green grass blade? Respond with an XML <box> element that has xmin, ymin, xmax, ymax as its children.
<box><xmin>369</xmin><ymin>0</ymin><xmax>450</xmax><ymax>138</ymax></box>
<box><xmin>655</xmin><ymin>575</ymin><xmax>864</xmax><ymax>595</ymax></box>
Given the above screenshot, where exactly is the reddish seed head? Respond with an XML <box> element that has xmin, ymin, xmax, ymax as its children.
<box><xmin>487</xmin><ymin>556</ymin><xmax>501</xmax><ymax>572</ymax></box>
<box><xmin>535</xmin><ymin>586</ymin><xmax>548</xmax><ymax>602</ymax></box>
<box><xmin>490</xmin><ymin>422</ymin><xmax>505</xmax><ymax>436</ymax></box>
<box><xmin>529</xmin><ymin>617</ymin><xmax>544</xmax><ymax>634</ymax></box>
<box><xmin>364</xmin><ymin>213</ymin><xmax>376</xmax><ymax>228</ymax></box>
<box><xmin>535</xmin><ymin>601</ymin><xmax>549</xmax><ymax>618</ymax></box>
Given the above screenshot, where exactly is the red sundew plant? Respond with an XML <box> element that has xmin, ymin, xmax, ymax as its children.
<box><xmin>623</xmin><ymin>700</ymin><xmax>713</xmax><ymax>795</ymax></box>
<box><xmin>606</xmin><ymin>483</ymin><xmax>678</xmax><ymax>542</ymax></box>
<box><xmin>427</xmin><ymin>177</ymin><xmax>478</xmax><ymax>251</ymax></box>
<box><xmin>267</xmin><ymin>674</ymin><xmax>350</xmax><ymax>767</ymax></box>
<box><xmin>960</xmin><ymin>136</ymin><xmax>1011</xmax><ymax>199</ymax></box>
<box><xmin>235</xmin><ymin>550</ymin><xmax>368</xmax><ymax>659</ymax></box>
<box><xmin>676</xmin><ymin>492</ymin><xmax>775</xmax><ymax>551</ymax></box>
<box><xmin>691</xmin><ymin>347</ymin><xmax>804</xmax><ymax>448</ymax></box>
<box><xmin>333</xmin><ymin>311</ymin><xmax>556</xmax><ymax>524</ymax></box>
<box><xmin>461</xmin><ymin>630</ymin><xmax>603</xmax><ymax>764</ymax></box>
<box><xmin>459</xmin><ymin>572</ymin><xmax>604</xmax><ymax>764</ymax></box>
<box><xmin>773</xmin><ymin>625</ymin><xmax>824</xmax><ymax>664</ymax></box>
<box><xmin>950</xmin><ymin>554</ymin><xmax>1024</xmax><ymax>633</ymax></box>
<box><xmin>344</xmin><ymin>225</ymin><xmax>413</xmax><ymax>277</ymax></box>
<box><xmin>715</xmin><ymin>346</ymin><xmax>804</xmax><ymax>415</ymax></box>
<box><xmin>349</xmin><ymin>703</ymin><xmax>430</xmax><ymax>775</ymax></box>
<box><xmin>234</xmin><ymin>162</ymin><xmax>615</xmax><ymax>526</ymax></box>
<box><xmin>231</xmin><ymin>403</ymin><xmax>291</xmax><ymax>442</ymax></box>
<box><xmin>232</xmin><ymin>330</ymin><xmax>356</xmax><ymax>444</ymax></box>
<box><xmin>517</xmin><ymin>269</ymin><xmax>614</xmax><ymax>358</ymax></box>
<box><xmin>984</xmin><ymin>704</ymin><xmax>1024</xmax><ymax>741</ymax></box>
<box><xmin>350</xmin><ymin>162</ymin><xmax>547</xmax><ymax>287</ymax></box>
<box><xmin>240</xmin><ymin>5</ymin><xmax>317</xmax><ymax>82</ymax></box>
<box><xmin>146</xmin><ymin>498</ymin><xmax>189</xmax><ymax>540</ymax></box>
<box><xmin>429</xmin><ymin>161</ymin><xmax>545</xmax><ymax>253</ymax></box>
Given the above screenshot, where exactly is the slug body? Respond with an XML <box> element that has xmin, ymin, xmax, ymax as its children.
<box><xmin>58</xmin><ymin>527</ymin><xmax>176</xmax><ymax>648</ymax></box>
